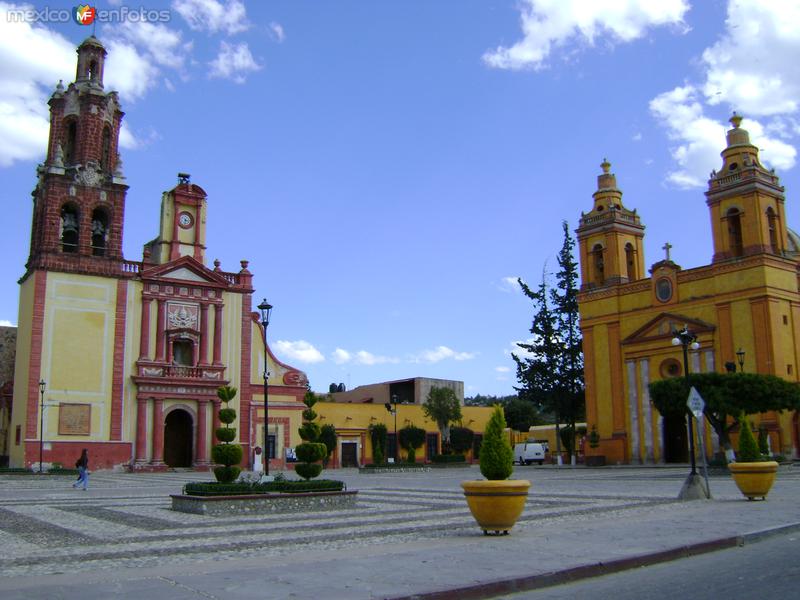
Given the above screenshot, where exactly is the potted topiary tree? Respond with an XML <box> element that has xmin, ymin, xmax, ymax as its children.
<box><xmin>460</xmin><ymin>405</ymin><xmax>530</xmax><ymax>535</ymax></box>
<box><xmin>211</xmin><ymin>386</ymin><xmax>243</xmax><ymax>483</ymax></box>
<box><xmin>294</xmin><ymin>392</ymin><xmax>328</xmax><ymax>481</ymax></box>
<box><xmin>728</xmin><ymin>416</ymin><xmax>779</xmax><ymax>500</ymax></box>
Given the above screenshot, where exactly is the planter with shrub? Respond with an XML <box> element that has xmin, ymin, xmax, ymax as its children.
<box><xmin>460</xmin><ymin>405</ymin><xmax>530</xmax><ymax>535</ymax></box>
<box><xmin>728</xmin><ymin>417</ymin><xmax>779</xmax><ymax>501</ymax></box>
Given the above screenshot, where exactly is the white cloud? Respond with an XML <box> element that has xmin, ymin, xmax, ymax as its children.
<box><xmin>412</xmin><ymin>346</ymin><xmax>477</xmax><ymax>363</ymax></box>
<box><xmin>650</xmin><ymin>84</ymin><xmax>796</xmax><ymax>189</ymax></box>
<box><xmin>209</xmin><ymin>41</ymin><xmax>261</xmax><ymax>83</ymax></box>
<box><xmin>651</xmin><ymin>1</ymin><xmax>799</xmax><ymax>188</ymax></box>
<box><xmin>173</xmin><ymin>0</ymin><xmax>249</xmax><ymax>35</ymax></box>
<box><xmin>104</xmin><ymin>40</ymin><xmax>160</xmax><ymax>100</ymax></box>
<box><xmin>0</xmin><ymin>3</ymin><xmax>75</xmax><ymax>166</ymax></box>
<box><xmin>273</xmin><ymin>340</ymin><xmax>325</xmax><ymax>364</ymax></box>
<box><xmin>0</xmin><ymin>319</ymin><xmax>15</xmax><ymax>327</ymax></box>
<box><xmin>269</xmin><ymin>22</ymin><xmax>286</xmax><ymax>43</ymax></box>
<box><xmin>331</xmin><ymin>348</ymin><xmax>351</xmax><ymax>365</ymax></box>
<box><xmin>497</xmin><ymin>276</ymin><xmax>521</xmax><ymax>293</ymax></box>
<box><xmin>495</xmin><ymin>366</ymin><xmax>511</xmax><ymax>373</ymax></box>
<box><xmin>483</xmin><ymin>0</ymin><xmax>689</xmax><ymax>70</ymax></box>
<box><xmin>702</xmin><ymin>0</ymin><xmax>800</xmax><ymax>117</ymax></box>
<box><xmin>632</xmin><ymin>132</ymin><xmax>643</xmax><ymax>141</ymax></box>
<box><xmin>508</xmin><ymin>340</ymin><xmax>536</xmax><ymax>362</ymax></box>
<box><xmin>354</xmin><ymin>350</ymin><xmax>399</xmax><ymax>366</ymax></box>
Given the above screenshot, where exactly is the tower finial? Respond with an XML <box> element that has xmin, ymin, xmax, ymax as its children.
<box><xmin>601</xmin><ymin>158</ymin><xmax>611</xmax><ymax>174</ymax></box>
<box><xmin>730</xmin><ymin>112</ymin><xmax>743</xmax><ymax>129</ymax></box>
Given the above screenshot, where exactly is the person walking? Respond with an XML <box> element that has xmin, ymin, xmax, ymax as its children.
<box><xmin>73</xmin><ymin>449</ymin><xmax>89</xmax><ymax>490</ymax></box>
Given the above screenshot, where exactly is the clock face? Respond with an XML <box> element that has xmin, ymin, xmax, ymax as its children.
<box><xmin>178</xmin><ymin>212</ymin><xmax>193</xmax><ymax>228</ymax></box>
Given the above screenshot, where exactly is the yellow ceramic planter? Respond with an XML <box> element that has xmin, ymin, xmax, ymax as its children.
<box><xmin>729</xmin><ymin>461</ymin><xmax>779</xmax><ymax>500</ymax></box>
<box><xmin>461</xmin><ymin>479</ymin><xmax>531</xmax><ymax>535</ymax></box>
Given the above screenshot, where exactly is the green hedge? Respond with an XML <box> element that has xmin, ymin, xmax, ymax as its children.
<box><xmin>361</xmin><ymin>463</ymin><xmax>428</xmax><ymax>469</ymax></box>
<box><xmin>183</xmin><ymin>479</ymin><xmax>345</xmax><ymax>496</ymax></box>
<box><xmin>431</xmin><ymin>454</ymin><xmax>466</xmax><ymax>463</ymax></box>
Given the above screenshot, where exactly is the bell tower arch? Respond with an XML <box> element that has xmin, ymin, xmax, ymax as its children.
<box><xmin>576</xmin><ymin>159</ymin><xmax>646</xmax><ymax>290</ymax></box>
<box><xmin>706</xmin><ymin>113</ymin><xmax>788</xmax><ymax>262</ymax></box>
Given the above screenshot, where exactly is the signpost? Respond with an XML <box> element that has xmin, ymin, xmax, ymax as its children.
<box><xmin>687</xmin><ymin>387</ymin><xmax>711</xmax><ymax>497</ymax></box>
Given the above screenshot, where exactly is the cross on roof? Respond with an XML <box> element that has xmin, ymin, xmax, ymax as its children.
<box><xmin>662</xmin><ymin>242</ymin><xmax>672</xmax><ymax>261</ymax></box>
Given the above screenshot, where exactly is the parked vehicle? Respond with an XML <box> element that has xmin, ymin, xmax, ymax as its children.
<box><xmin>513</xmin><ymin>442</ymin><xmax>545</xmax><ymax>465</ymax></box>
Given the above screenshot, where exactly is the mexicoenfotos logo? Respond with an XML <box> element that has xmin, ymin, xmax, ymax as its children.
<box><xmin>5</xmin><ymin>5</ymin><xmax>171</xmax><ymax>24</ymax></box>
<box><xmin>73</xmin><ymin>5</ymin><xmax>96</xmax><ymax>26</ymax></box>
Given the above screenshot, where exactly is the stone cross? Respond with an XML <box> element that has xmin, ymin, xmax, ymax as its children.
<box><xmin>662</xmin><ymin>242</ymin><xmax>672</xmax><ymax>261</ymax></box>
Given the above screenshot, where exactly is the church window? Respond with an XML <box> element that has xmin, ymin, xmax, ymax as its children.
<box><xmin>88</xmin><ymin>60</ymin><xmax>98</xmax><ymax>80</ymax></box>
<box><xmin>64</xmin><ymin>120</ymin><xmax>78</xmax><ymax>165</ymax></box>
<box><xmin>767</xmin><ymin>207</ymin><xmax>779</xmax><ymax>254</ymax></box>
<box><xmin>592</xmin><ymin>244</ymin><xmax>604</xmax><ymax>285</ymax></box>
<box><xmin>660</xmin><ymin>359</ymin><xmax>682</xmax><ymax>378</ymax></box>
<box><xmin>60</xmin><ymin>204</ymin><xmax>79</xmax><ymax>253</ymax></box>
<box><xmin>172</xmin><ymin>340</ymin><xmax>194</xmax><ymax>366</ymax></box>
<box><xmin>625</xmin><ymin>243</ymin><xmax>636</xmax><ymax>280</ymax></box>
<box><xmin>727</xmin><ymin>208</ymin><xmax>743</xmax><ymax>257</ymax></box>
<box><xmin>655</xmin><ymin>277</ymin><xmax>672</xmax><ymax>303</ymax></box>
<box><xmin>101</xmin><ymin>126</ymin><xmax>112</xmax><ymax>171</ymax></box>
<box><xmin>91</xmin><ymin>208</ymin><xmax>108</xmax><ymax>256</ymax></box>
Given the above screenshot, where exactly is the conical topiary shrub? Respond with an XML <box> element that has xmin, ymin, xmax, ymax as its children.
<box><xmin>211</xmin><ymin>386</ymin><xmax>243</xmax><ymax>483</ymax></box>
<box><xmin>737</xmin><ymin>417</ymin><xmax>760</xmax><ymax>462</ymax></box>
<box><xmin>480</xmin><ymin>405</ymin><xmax>513</xmax><ymax>480</ymax></box>
<box><xmin>294</xmin><ymin>392</ymin><xmax>327</xmax><ymax>480</ymax></box>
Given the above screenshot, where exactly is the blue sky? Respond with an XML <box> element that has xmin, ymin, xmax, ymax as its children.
<box><xmin>1</xmin><ymin>0</ymin><xmax>799</xmax><ymax>397</ymax></box>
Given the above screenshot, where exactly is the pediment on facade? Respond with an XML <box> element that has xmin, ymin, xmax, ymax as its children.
<box><xmin>622</xmin><ymin>312</ymin><xmax>715</xmax><ymax>345</ymax></box>
<box><xmin>141</xmin><ymin>256</ymin><xmax>231</xmax><ymax>286</ymax></box>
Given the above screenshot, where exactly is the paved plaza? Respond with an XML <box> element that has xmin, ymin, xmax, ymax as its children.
<box><xmin>0</xmin><ymin>465</ymin><xmax>799</xmax><ymax>599</ymax></box>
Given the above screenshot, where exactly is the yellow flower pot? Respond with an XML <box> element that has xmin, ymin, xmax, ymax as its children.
<box><xmin>729</xmin><ymin>461</ymin><xmax>779</xmax><ymax>500</ymax></box>
<box><xmin>461</xmin><ymin>479</ymin><xmax>531</xmax><ymax>535</ymax></box>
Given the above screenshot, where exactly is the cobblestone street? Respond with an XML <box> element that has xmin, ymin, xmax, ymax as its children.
<box><xmin>1</xmin><ymin>465</ymin><xmax>798</xmax><ymax>599</ymax></box>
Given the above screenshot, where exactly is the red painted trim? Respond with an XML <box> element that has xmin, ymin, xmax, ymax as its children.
<box><xmin>110</xmin><ymin>279</ymin><xmax>127</xmax><ymax>441</ymax></box>
<box><xmin>240</xmin><ymin>294</ymin><xmax>252</xmax><ymax>448</ymax></box>
<box><xmin>24</xmin><ymin>440</ymin><xmax>132</xmax><ymax>470</ymax></box>
<box><xmin>155</xmin><ymin>299</ymin><xmax>166</xmax><ymax>361</ymax></box>
<box><xmin>26</xmin><ymin>270</ymin><xmax>47</xmax><ymax>441</ymax></box>
<box><xmin>151</xmin><ymin>398</ymin><xmax>164</xmax><ymax>465</ymax></box>
<box><xmin>196</xmin><ymin>398</ymin><xmax>209</xmax><ymax>464</ymax></box>
<box><xmin>135</xmin><ymin>397</ymin><xmax>148</xmax><ymax>463</ymax></box>
<box><xmin>199</xmin><ymin>303</ymin><xmax>209</xmax><ymax>365</ymax></box>
<box><xmin>213</xmin><ymin>304</ymin><xmax>223</xmax><ymax>365</ymax></box>
<box><xmin>139</xmin><ymin>297</ymin><xmax>151</xmax><ymax>359</ymax></box>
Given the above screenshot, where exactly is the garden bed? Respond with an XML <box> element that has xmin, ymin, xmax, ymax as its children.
<box><xmin>171</xmin><ymin>490</ymin><xmax>358</xmax><ymax>516</ymax></box>
<box><xmin>359</xmin><ymin>465</ymin><xmax>431</xmax><ymax>474</ymax></box>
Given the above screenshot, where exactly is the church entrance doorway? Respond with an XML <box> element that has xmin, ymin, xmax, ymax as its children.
<box><xmin>164</xmin><ymin>409</ymin><xmax>193</xmax><ymax>467</ymax></box>
<box><xmin>662</xmin><ymin>413</ymin><xmax>688</xmax><ymax>463</ymax></box>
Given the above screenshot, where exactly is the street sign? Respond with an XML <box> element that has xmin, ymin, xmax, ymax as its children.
<box><xmin>687</xmin><ymin>386</ymin><xmax>705</xmax><ymax>418</ymax></box>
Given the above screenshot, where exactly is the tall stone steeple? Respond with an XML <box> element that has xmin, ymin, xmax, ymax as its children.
<box><xmin>25</xmin><ymin>36</ymin><xmax>128</xmax><ymax>279</ymax></box>
<box><xmin>706</xmin><ymin>113</ymin><xmax>787</xmax><ymax>262</ymax></box>
<box><xmin>576</xmin><ymin>159</ymin><xmax>646</xmax><ymax>290</ymax></box>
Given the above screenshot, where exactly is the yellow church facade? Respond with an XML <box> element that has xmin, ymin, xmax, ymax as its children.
<box><xmin>577</xmin><ymin>115</ymin><xmax>800</xmax><ymax>464</ymax></box>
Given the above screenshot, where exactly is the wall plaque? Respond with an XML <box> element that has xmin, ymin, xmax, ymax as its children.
<box><xmin>58</xmin><ymin>403</ymin><xmax>91</xmax><ymax>435</ymax></box>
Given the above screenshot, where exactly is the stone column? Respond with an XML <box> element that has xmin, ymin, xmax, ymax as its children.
<box><xmin>139</xmin><ymin>297</ymin><xmax>152</xmax><ymax>360</ymax></box>
<box><xmin>626</xmin><ymin>360</ymin><xmax>640</xmax><ymax>463</ymax></box>
<box><xmin>199</xmin><ymin>303</ymin><xmax>209</xmax><ymax>366</ymax></box>
<box><xmin>155</xmin><ymin>299</ymin><xmax>166</xmax><ymax>362</ymax></box>
<box><xmin>213</xmin><ymin>304</ymin><xmax>223</xmax><ymax>365</ymax></box>
<box><xmin>151</xmin><ymin>398</ymin><xmax>165</xmax><ymax>465</ymax></box>
<box><xmin>135</xmin><ymin>397</ymin><xmax>149</xmax><ymax>464</ymax></box>
<box><xmin>196</xmin><ymin>399</ymin><xmax>209</xmax><ymax>465</ymax></box>
<box><xmin>639</xmin><ymin>359</ymin><xmax>654</xmax><ymax>463</ymax></box>
<box><xmin>212</xmin><ymin>399</ymin><xmax>221</xmax><ymax>436</ymax></box>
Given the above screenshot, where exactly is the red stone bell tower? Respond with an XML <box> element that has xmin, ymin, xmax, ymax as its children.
<box><xmin>24</xmin><ymin>36</ymin><xmax>128</xmax><ymax>280</ymax></box>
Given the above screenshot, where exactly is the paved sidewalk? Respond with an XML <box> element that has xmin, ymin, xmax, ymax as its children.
<box><xmin>0</xmin><ymin>465</ymin><xmax>798</xmax><ymax>599</ymax></box>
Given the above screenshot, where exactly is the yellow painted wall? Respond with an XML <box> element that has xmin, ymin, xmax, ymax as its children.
<box><xmin>9</xmin><ymin>276</ymin><xmax>35</xmax><ymax>466</ymax></box>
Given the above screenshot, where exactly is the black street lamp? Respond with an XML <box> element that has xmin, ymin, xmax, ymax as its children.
<box><xmin>257</xmin><ymin>299</ymin><xmax>273</xmax><ymax>476</ymax></box>
<box><xmin>671</xmin><ymin>326</ymin><xmax>700</xmax><ymax>475</ymax></box>
<box><xmin>38</xmin><ymin>379</ymin><xmax>46</xmax><ymax>473</ymax></box>
<box><xmin>736</xmin><ymin>347</ymin><xmax>746</xmax><ymax>372</ymax></box>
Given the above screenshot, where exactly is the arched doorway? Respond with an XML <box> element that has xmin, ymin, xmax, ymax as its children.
<box><xmin>663</xmin><ymin>413</ymin><xmax>688</xmax><ymax>463</ymax></box>
<box><xmin>164</xmin><ymin>409</ymin><xmax>193</xmax><ymax>467</ymax></box>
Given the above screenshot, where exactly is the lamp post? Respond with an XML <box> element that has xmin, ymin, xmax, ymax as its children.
<box><xmin>736</xmin><ymin>348</ymin><xmax>746</xmax><ymax>372</ymax></box>
<box><xmin>672</xmin><ymin>327</ymin><xmax>700</xmax><ymax>475</ymax></box>
<box><xmin>671</xmin><ymin>326</ymin><xmax>710</xmax><ymax>500</ymax></box>
<box><xmin>391</xmin><ymin>394</ymin><xmax>398</xmax><ymax>461</ymax></box>
<box><xmin>38</xmin><ymin>380</ymin><xmax>46</xmax><ymax>473</ymax></box>
<box><xmin>257</xmin><ymin>299</ymin><xmax>273</xmax><ymax>476</ymax></box>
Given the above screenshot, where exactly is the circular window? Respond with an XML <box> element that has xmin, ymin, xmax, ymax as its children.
<box><xmin>655</xmin><ymin>277</ymin><xmax>673</xmax><ymax>303</ymax></box>
<box><xmin>660</xmin><ymin>359</ymin><xmax>682</xmax><ymax>378</ymax></box>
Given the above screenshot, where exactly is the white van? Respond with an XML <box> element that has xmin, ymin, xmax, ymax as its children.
<box><xmin>513</xmin><ymin>442</ymin><xmax>545</xmax><ymax>465</ymax></box>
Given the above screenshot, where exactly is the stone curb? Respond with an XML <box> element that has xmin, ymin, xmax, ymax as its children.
<box><xmin>388</xmin><ymin>521</ymin><xmax>800</xmax><ymax>600</ymax></box>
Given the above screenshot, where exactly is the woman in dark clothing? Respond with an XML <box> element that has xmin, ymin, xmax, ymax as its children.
<box><xmin>73</xmin><ymin>449</ymin><xmax>89</xmax><ymax>490</ymax></box>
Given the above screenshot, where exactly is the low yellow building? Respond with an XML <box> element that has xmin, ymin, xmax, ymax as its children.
<box><xmin>577</xmin><ymin>115</ymin><xmax>800</xmax><ymax>464</ymax></box>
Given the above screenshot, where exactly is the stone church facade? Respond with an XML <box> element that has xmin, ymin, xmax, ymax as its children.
<box><xmin>8</xmin><ymin>37</ymin><xmax>308</xmax><ymax>471</ymax></box>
